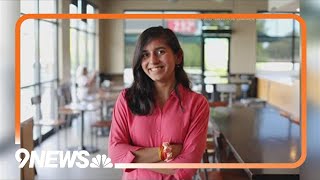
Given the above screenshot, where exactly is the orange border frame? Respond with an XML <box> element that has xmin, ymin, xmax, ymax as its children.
<box><xmin>15</xmin><ymin>14</ymin><xmax>306</xmax><ymax>169</ymax></box>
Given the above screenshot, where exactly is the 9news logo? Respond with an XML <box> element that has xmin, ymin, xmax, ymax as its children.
<box><xmin>15</xmin><ymin>148</ymin><xmax>113</xmax><ymax>168</ymax></box>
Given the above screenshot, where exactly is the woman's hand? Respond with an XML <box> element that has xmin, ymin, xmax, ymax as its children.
<box><xmin>171</xmin><ymin>144</ymin><xmax>183</xmax><ymax>159</ymax></box>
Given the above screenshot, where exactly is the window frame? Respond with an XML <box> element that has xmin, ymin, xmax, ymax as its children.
<box><xmin>256</xmin><ymin>11</ymin><xmax>300</xmax><ymax>71</ymax></box>
<box><xmin>20</xmin><ymin>0</ymin><xmax>59</xmax><ymax>145</ymax></box>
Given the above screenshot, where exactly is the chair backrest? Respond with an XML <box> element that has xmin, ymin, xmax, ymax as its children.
<box><xmin>216</xmin><ymin>84</ymin><xmax>237</xmax><ymax>93</ymax></box>
<box><xmin>30</xmin><ymin>95</ymin><xmax>41</xmax><ymax>105</ymax></box>
<box><xmin>216</xmin><ymin>84</ymin><xmax>237</xmax><ymax>107</ymax></box>
<box><xmin>63</xmin><ymin>86</ymin><xmax>73</xmax><ymax>104</ymax></box>
<box><xmin>58</xmin><ymin>83</ymin><xmax>73</xmax><ymax>104</ymax></box>
<box><xmin>31</xmin><ymin>95</ymin><xmax>42</xmax><ymax>120</ymax></box>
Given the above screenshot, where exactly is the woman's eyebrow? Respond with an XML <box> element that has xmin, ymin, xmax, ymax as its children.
<box><xmin>155</xmin><ymin>47</ymin><xmax>166</xmax><ymax>50</ymax></box>
<box><xmin>142</xmin><ymin>46</ymin><xmax>166</xmax><ymax>52</ymax></box>
<box><xmin>141</xmin><ymin>50</ymin><xmax>150</xmax><ymax>55</ymax></box>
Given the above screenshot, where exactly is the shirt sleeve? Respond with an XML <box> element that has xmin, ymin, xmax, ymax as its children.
<box><xmin>108</xmin><ymin>91</ymin><xmax>143</xmax><ymax>165</ymax></box>
<box><xmin>169</xmin><ymin>95</ymin><xmax>210</xmax><ymax>180</ymax></box>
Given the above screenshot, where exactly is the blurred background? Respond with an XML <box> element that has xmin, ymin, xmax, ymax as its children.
<box><xmin>0</xmin><ymin>0</ymin><xmax>319</xmax><ymax>179</ymax></box>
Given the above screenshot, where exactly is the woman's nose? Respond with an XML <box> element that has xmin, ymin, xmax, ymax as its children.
<box><xmin>149</xmin><ymin>52</ymin><xmax>160</xmax><ymax>64</ymax></box>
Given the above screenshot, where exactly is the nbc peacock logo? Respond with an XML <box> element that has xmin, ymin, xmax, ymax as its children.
<box><xmin>90</xmin><ymin>154</ymin><xmax>113</xmax><ymax>168</ymax></box>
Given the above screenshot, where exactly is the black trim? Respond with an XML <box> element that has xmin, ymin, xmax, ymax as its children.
<box><xmin>34</xmin><ymin>128</ymin><xmax>55</xmax><ymax>147</ymax></box>
<box><xmin>257</xmin><ymin>10</ymin><xmax>299</xmax><ymax>14</ymax></box>
<box><xmin>71</xmin><ymin>0</ymin><xmax>78</xmax><ymax>6</ymax></box>
<box><xmin>202</xmin><ymin>29</ymin><xmax>232</xmax><ymax>34</ymax></box>
<box><xmin>81</xmin><ymin>0</ymin><xmax>87</xmax><ymax>22</ymax></box>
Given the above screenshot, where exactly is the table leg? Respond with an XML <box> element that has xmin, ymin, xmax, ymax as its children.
<box><xmin>81</xmin><ymin>110</ymin><xmax>84</xmax><ymax>149</ymax></box>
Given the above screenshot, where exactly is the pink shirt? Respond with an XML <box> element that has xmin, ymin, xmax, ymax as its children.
<box><xmin>108</xmin><ymin>84</ymin><xmax>209</xmax><ymax>180</ymax></box>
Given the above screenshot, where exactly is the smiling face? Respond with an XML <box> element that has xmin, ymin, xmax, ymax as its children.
<box><xmin>141</xmin><ymin>39</ymin><xmax>179</xmax><ymax>84</ymax></box>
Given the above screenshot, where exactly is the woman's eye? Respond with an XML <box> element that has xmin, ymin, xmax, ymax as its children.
<box><xmin>157</xmin><ymin>49</ymin><xmax>165</xmax><ymax>55</ymax></box>
<box><xmin>142</xmin><ymin>53</ymin><xmax>149</xmax><ymax>59</ymax></box>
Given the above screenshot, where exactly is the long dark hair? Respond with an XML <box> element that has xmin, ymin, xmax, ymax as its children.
<box><xmin>125</xmin><ymin>26</ymin><xmax>191</xmax><ymax>115</ymax></box>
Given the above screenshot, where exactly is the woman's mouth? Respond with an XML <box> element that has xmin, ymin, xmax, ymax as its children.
<box><xmin>149</xmin><ymin>66</ymin><xmax>164</xmax><ymax>72</ymax></box>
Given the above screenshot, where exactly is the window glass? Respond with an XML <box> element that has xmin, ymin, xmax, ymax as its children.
<box><xmin>87</xmin><ymin>18</ymin><xmax>96</xmax><ymax>33</ymax></box>
<box><xmin>257</xmin><ymin>38</ymin><xmax>292</xmax><ymax>62</ymax></box>
<box><xmin>204</xmin><ymin>38</ymin><xmax>229</xmax><ymax>77</ymax></box>
<box><xmin>78</xmin><ymin>19</ymin><xmax>87</xmax><ymax>31</ymax></box>
<box><xmin>179</xmin><ymin>36</ymin><xmax>201</xmax><ymax>68</ymax></box>
<box><xmin>124</xmin><ymin>34</ymin><xmax>138</xmax><ymax>68</ymax></box>
<box><xmin>69</xmin><ymin>4</ymin><xmax>78</xmax><ymax>28</ymax></box>
<box><xmin>202</xmin><ymin>19</ymin><xmax>231</xmax><ymax>30</ymax></box>
<box><xmin>21</xmin><ymin>87</ymin><xmax>36</xmax><ymax>122</ymax></box>
<box><xmin>258</xmin><ymin>19</ymin><xmax>293</xmax><ymax>37</ymax></box>
<box><xmin>39</xmin><ymin>0</ymin><xmax>56</xmax><ymax>21</ymax></box>
<box><xmin>40</xmin><ymin>82</ymin><xmax>58</xmax><ymax>119</ymax></box>
<box><xmin>79</xmin><ymin>31</ymin><xmax>87</xmax><ymax>66</ymax></box>
<box><xmin>256</xmin><ymin>17</ymin><xmax>300</xmax><ymax>72</ymax></box>
<box><xmin>70</xmin><ymin>28</ymin><xmax>78</xmax><ymax>77</ymax></box>
<box><xmin>294</xmin><ymin>20</ymin><xmax>300</xmax><ymax>36</ymax></box>
<box><xmin>69</xmin><ymin>2</ymin><xmax>98</xmax><ymax>81</ymax></box>
<box><xmin>87</xmin><ymin>4</ymin><xmax>94</xmax><ymax>14</ymax></box>
<box><xmin>40</xmin><ymin>21</ymin><xmax>57</xmax><ymax>82</ymax></box>
<box><xmin>294</xmin><ymin>37</ymin><xmax>300</xmax><ymax>62</ymax></box>
<box><xmin>20</xmin><ymin>0</ymin><xmax>59</xmax><ymax>128</ymax></box>
<box><xmin>21</xmin><ymin>19</ymin><xmax>37</xmax><ymax>87</ymax></box>
<box><xmin>21</xmin><ymin>0</ymin><xmax>37</xmax><ymax>14</ymax></box>
<box><xmin>87</xmin><ymin>33</ymin><xmax>95</xmax><ymax>72</ymax></box>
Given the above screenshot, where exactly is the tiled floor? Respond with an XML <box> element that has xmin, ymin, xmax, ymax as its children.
<box><xmin>0</xmin><ymin>140</ymin><xmax>20</xmax><ymax>180</ymax></box>
<box><xmin>34</xmin><ymin>115</ymin><xmax>122</xmax><ymax>180</ymax></box>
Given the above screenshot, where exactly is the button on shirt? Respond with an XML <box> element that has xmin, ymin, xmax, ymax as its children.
<box><xmin>108</xmin><ymin>84</ymin><xmax>210</xmax><ymax>180</ymax></box>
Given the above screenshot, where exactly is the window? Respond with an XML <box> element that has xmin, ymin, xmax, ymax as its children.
<box><xmin>69</xmin><ymin>1</ymin><xmax>99</xmax><ymax>82</ymax></box>
<box><xmin>20</xmin><ymin>0</ymin><xmax>58</xmax><ymax>141</ymax></box>
<box><xmin>256</xmin><ymin>15</ymin><xmax>300</xmax><ymax>72</ymax></box>
<box><xmin>204</xmin><ymin>38</ymin><xmax>229</xmax><ymax>77</ymax></box>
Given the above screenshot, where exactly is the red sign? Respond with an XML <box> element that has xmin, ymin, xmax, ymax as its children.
<box><xmin>167</xmin><ymin>20</ymin><xmax>200</xmax><ymax>35</ymax></box>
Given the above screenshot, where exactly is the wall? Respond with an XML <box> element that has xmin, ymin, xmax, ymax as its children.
<box><xmin>230</xmin><ymin>1</ymin><xmax>260</xmax><ymax>74</ymax></box>
<box><xmin>0</xmin><ymin>0</ymin><xmax>19</xmax><ymax>146</ymax></box>
<box><xmin>257</xmin><ymin>77</ymin><xmax>300</xmax><ymax>119</ymax></box>
<box><xmin>0</xmin><ymin>1</ymin><xmax>21</xmax><ymax>178</ymax></box>
<box><xmin>99</xmin><ymin>0</ymin><xmax>268</xmax><ymax>75</ymax></box>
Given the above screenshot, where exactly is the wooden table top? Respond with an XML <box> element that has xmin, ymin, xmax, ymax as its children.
<box><xmin>211</xmin><ymin>104</ymin><xmax>300</xmax><ymax>177</ymax></box>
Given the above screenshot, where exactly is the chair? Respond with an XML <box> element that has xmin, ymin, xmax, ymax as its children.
<box><xmin>57</xmin><ymin>84</ymin><xmax>81</xmax><ymax>127</ymax></box>
<box><xmin>88</xmin><ymin>90</ymin><xmax>117</xmax><ymax>148</ymax></box>
<box><xmin>216</xmin><ymin>84</ymin><xmax>237</xmax><ymax>107</ymax></box>
<box><xmin>201</xmin><ymin>133</ymin><xmax>218</xmax><ymax>180</ymax></box>
<box><xmin>200</xmin><ymin>133</ymin><xmax>249</xmax><ymax>180</ymax></box>
<box><xmin>31</xmin><ymin>95</ymin><xmax>66</xmax><ymax>149</ymax></box>
<box><xmin>20</xmin><ymin>118</ymin><xmax>36</xmax><ymax>180</ymax></box>
<box><xmin>90</xmin><ymin>120</ymin><xmax>112</xmax><ymax>148</ymax></box>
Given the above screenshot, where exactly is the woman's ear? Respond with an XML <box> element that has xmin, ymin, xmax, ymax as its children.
<box><xmin>176</xmin><ymin>50</ymin><xmax>183</xmax><ymax>65</ymax></box>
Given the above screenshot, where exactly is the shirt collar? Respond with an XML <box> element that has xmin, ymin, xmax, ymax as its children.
<box><xmin>170</xmin><ymin>83</ymin><xmax>188</xmax><ymax>99</ymax></box>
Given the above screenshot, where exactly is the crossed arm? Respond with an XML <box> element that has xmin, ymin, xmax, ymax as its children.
<box><xmin>108</xmin><ymin>92</ymin><xmax>209</xmax><ymax>179</ymax></box>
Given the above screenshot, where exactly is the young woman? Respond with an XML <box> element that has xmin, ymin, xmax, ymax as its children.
<box><xmin>108</xmin><ymin>26</ymin><xmax>209</xmax><ymax>180</ymax></box>
<box><xmin>76</xmin><ymin>66</ymin><xmax>97</xmax><ymax>101</ymax></box>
